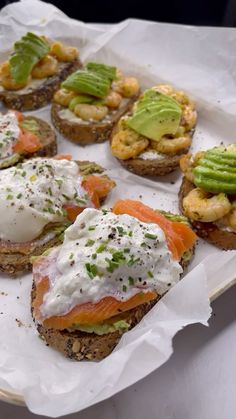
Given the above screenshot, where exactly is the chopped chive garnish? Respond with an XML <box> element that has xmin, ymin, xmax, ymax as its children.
<box><xmin>128</xmin><ymin>231</ymin><xmax>133</xmax><ymax>237</ymax></box>
<box><xmin>55</xmin><ymin>179</ymin><xmax>63</xmax><ymax>187</ymax></box>
<box><xmin>96</xmin><ymin>243</ymin><xmax>107</xmax><ymax>253</ymax></box>
<box><xmin>69</xmin><ymin>252</ymin><xmax>74</xmax><ymax>260</ymax></box>
<box><xmin>141</xmin><ymin>242</ymin><xmax>147</xmax><ymax>247</ymax></box>
<box><xmin>128</xmin><ymin>276</ymin><xmax>134</xmax><ymax>286</ymax></box>
<box><xmin>75</xmin><ymin>197</ymin><xmax>87</xmax><ymax>205</ymax></box>
<box><xmin>62</xmin><ymin>193</ymin><xmax>70</xmax><ymax>201</ymax></box>
<box><xmin>124</xmin><ymin>248</ymin><xmax>130</xmax><ymax>253</ymax></box>
<box><xmin>48</xmin><ymin>187</ymin><xmax>52</xmax><ymax>196</ymax></box>
<box><xmin>112</xmin><ymin>251</ymin><xmax>126</xmax><ymax>263</ymax></box>
<box><xmin>148</xmin><ymin>271</ymin><xmax>154</xmax><ymax>278</ymax></box>
<box><xmin>85</xmin><ymin>239</ymin><xmax>95</xmax><ymax>247</ymax></box>
<box><xmin>16</xmin><ymin>193</ymin><xmax>22</xmax><ymax>199</ymax></box>
<box><xmin>88</xmin><ymin>225</ymin><xmax>96</xmax><ymax>231</ymax></box>
<box><xmin>127</xmin><ymin>255</ymin><xmax>140</xmax><ymax>267</ymax></box>
<box><xmin>102</xmin><ymin>209</ymin><xmax>108</xmax><ymax>215</ymax></box>
<box><xmin>6</xmin><ymin>194</ymin><xmax>13</xmax><ymax>200</ymax></box>
<box><xmin>85</xmin><ymin>263</ymin><xmax>98</xmax><ymax>279</ymax></box>
<box><xmin>105</xmin><ymin>258</ymin><xmax>119</xmax><ymax>273</ymax></box>
<box><xmin>6</xmin><ymin>187</ymin><xmax>12</xmax><ymax>192</ymax></box>
<box><xmin>21</xmin><ymin>171</ymin><xmax>26</xmax><ymax>177</ymax></box>
<box><xmin>144</xmin><ymin>233</ymin><xmax>157</xmax><ymax>240</ymax></box>
<box><xmin>122</xmin><ymin>285</ymin><xmax>127</xmax><ymax>292</ymax></box>
<box><xmin>47</xmin><ymin>207</ymin><xmax>55</xmax><ymax>214</ymax></box>
<box><xmin>92</xmin><ymin>253</ymin><xmax>97</xmax><ymax>260</ymax></box>
<box><xmin>46</xmin><ymin>198</ymin><xmax>53</xmax><ymax>204</ymax></box>
<box><xmin>117</xmin><ymin>226</ymin><xmax>126</xmax><ymax>236</ymax></box>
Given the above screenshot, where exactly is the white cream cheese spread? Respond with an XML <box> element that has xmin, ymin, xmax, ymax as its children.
<box><xmin>0</xmin><ymin>111</ymin><xmax>20</xmax><ymax>159</ymax></box>
<box><xmin>139</xmin><ymin>150</ymin><xmax>166</xmax><ymax>160</ymax></box>
<box><xmin>0</xmin><ymin>158</ymin><xmax>90</xmax><ymax>243</ymax></box>
<box><xmin>39</xmin><ymin>208</ymin><xmax>182</xmax><ymax>318</ymax></box>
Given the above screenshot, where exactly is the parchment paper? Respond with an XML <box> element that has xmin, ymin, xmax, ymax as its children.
<box><xmin>0</xmin><ymin>0</ymin><xmax>236</xmax><ymax>416</ymax></box>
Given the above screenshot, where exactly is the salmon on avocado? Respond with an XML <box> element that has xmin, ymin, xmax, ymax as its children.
<box><xmin>0</xmin><ymin>110</ymin><xmax>57</xmax><ymax>169</ymax></box>
<box><xmin>0</xmin><ymin>155</ymin><xmax>115</xmax><ymax>275</ymax></box>
<box><xmin>32</xmin><ymin>201</ymin><xmax>197</xmax><ymax>361</ymax></box>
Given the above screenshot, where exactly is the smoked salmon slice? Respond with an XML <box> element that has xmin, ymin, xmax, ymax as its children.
<box><xmin>32</xmin><ymin>273</ymin><xmax>157</xmax><ymax>329</ymax></box>
<box><xmin>13</xmin><ymin>129</ymin><xmax>42</xmax><ymax>153</ymax></box>
<box><xmin>112</xmin><ymin>200</ymin><xmax>197</xmax><ymax>260</ymax></box>
<box><xmin>82</xmin><ymin>175</ymin><xmax>115</xmax><ymax>209</ymax></box>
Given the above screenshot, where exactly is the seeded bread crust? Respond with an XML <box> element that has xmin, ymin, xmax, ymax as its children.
<box><xmin>179</xmin><ymin>176</ymin><xmax>236</xmax><ymax>250</ymax></box>
<box><xmin>0</xmin><ymin>60</ymin><xmax>82</xmax><ymax>111</ymax></box>
<box><xmin>32</xmin><ymin>244</ymin><xmax>193</xmax><ymax>361</ymax></box>
<box><xmin>51</xmin><ymin>94</ymin><xmax>139</xmax><ymax>145</ymax></box>
<box><xmin>0</xmin><ymin>161</ymin><xmax>111</xmax><ymax>275</ymax></box>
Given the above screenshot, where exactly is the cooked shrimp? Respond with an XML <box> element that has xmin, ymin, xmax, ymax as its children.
<box><xmin>180</xmin><ymin>151</ymin><xmax>205</xmax><ymax>182</ymax></box>
<box><xmin>111</xmin><ymin>128</ymin><xmax>149</xmax><ymax>160</ymax></box>
<box><xmin>183</xmin><ymin>188</ymin><xmax>232</xmax><ymax>222</ymax></box>
<box><xmin>181</xmin><ymin>104</ymin><xmax>197</xmax><ymax>130</ymax></box>
<box><xmin>104</xmin><ymin>91</ymin><xmax>122</xmax><ymax>108</ymax></box>
<box><xmin>54</xmin><ymin>88</ymin><xmax>77</xmax><ymax>106</ymax></box>
<box><xmin>32</xmin><ymin>55</ymin><xmax>58</xmax><ymax>79</ymax></box>
<box><xmin>0</xmin><ymin>62</ymin><xmax>30</xmax><ymax>90</ymax></box>
<box><xmin>74</xmin><ymin>104</ymin><xmax>108</xmax><ymax>121</ymax></box>
<box><xmin>112</xmin><ymin>77</ymin><xmax>139</xmax><ymax>97</ymax></box>
<box><xmin>150</xmin><ymin>134</ymin><xmax>192</xmax><ymax>155</ymax></box>
<box><xmin>222</xmin><ymin>203</ymin><xmax>236</xmax><ymax>231</ymax></box>
<box><xmin>152</xmin><ymin>84</ymin><xmax>174</xmax><ymax>95</ymax></box>
<box><xmin>50</xmin><ymin>42</ymin><xmax>79</xmax><ymax>62</ymax></box>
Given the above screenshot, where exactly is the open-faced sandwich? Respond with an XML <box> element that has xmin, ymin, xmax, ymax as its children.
<box><xmin>0</xmin><ymin>110</ymin><xmax>57</xmax><ymax>169</ymax></box>
<box><xmin>51</xmin><ymin>62</ymin><xmax>140</xmax><ymax>145</ymax></box>
<box><xmin>0</xmin><ymin>32</ymin><xmax>81</xmax><ymax>111</ymax></box>
<box><xmin>111</xmin><ymin>84</ymin><xmax>197</xmax><ymax>176</ymax></box>
<box><xmin>0</xmin><ymin>156</ymin><xmax>115</xmax><ymax>275</ymax></box>
<box><xmin>31</xmin><ymin>200</ymin><xmax>197</xmax><ymax>361</ymax></box>
<box><xmin>179</xmin><ymin>144</ymin><xmax>236</xmax><ymax>249</ymax></box>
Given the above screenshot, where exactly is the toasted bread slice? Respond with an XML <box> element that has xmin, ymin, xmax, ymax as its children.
<box><xmin>0</xmin><ymin>161</ymin><xmax>112</xmax><ymax>275</ymax></box>
<box><xmin>51</xmin><ymin>95</ymin><xmax>139</xmax><ymax>145</ymax></box>
<box><xmin>32</xmin><ymin>224</ymin><xmax>194</xmax><ymax>361</ymax></box>
<box><xmin>0</xmin><ymin>60</ymin><xmax>81</xmax><ymax>111</ymax></box>
<box><xmin>118</xmin><ymin>150</ymin><xmax>188</xmax><ymax>177</ymax></box>
<box><xmin>0</xmin><ymin>116</ymin><xmax>57</xmax><ymax>170</ymax></box>
<box><xmin>179</xmin><ymin>177</ymin><xmax>236</xmax><ymax>250</ymax></box>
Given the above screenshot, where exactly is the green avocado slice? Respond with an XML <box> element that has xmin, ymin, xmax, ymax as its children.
<box><xmin>193</xmin><ymin>144</ymin><xmax>236</xmax><ymax>194</ymax></box>
<box><xmin>127</xmin><ymin>89</ymin><xmax>182</xmax><ymax>141</ymax></box>
<box><xmin>86</xmin><ymin>62</ymin><xmax>117</xmax><ymax>81</ymax></box>
<box><xmin>70</xmin><ymin>320</ymin><xmax>130</xmax><ymax>335</ymax></box>
<box><xmin>62</xmin><ymin>70</ymin><xmax>111</xmax><ymax>98</ymax></box>
<box><xmin>9</xmin><ymin>32</ymin><xmax>49</xmax><ymax>84</ymax></box>
<box><xmin>69</xmin><ymin>95</ymin><xmax>95</xmax><ymax>111</ymax></box>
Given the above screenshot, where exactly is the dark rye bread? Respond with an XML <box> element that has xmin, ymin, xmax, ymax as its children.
<box><xmin>0</xmin><ymin>161</ymin><xmax>110</xmax><ymax>275</ymax></box>
<box><xmin>32</xmin><ymin>248</ymin><xmax>193</xmax><ymax>361</ymax></box>
<box><xmin>119</xmin><ymin>151</ymin><xmax>188</xmax><ymax>177</ymax></box>
<box><xmin>0</xmin><ymin>116</ymin><xmax>57</xmax><ymax>170</ymax></box>
<box><xmin>0</xmin><ymin>60</ymin><xmax>81</xmax><ymax>111</ymax></box>
<box><xmin>51</xmin><ymin>94</ymin><xmax>139</xmax><ymax>145</ymax></box>
<box><xmin>179</xmin><ymin>177</ymin><xmax>236</xmax><ymax>250</ymax></box>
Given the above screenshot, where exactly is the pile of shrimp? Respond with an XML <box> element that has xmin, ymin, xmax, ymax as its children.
<box><xmin>180</xmin><ymin>153</ymin><xmax>236</xmax><ymax>231</ymax></box>
<box><xmin>0</xmin><ymin>40</ymin><xmax>79</xmax><ymax>91</ymax></box>
<box><xmin>111</xmin><ymin>84</ymin><xmax>197</xmax><ymax>160</ymax></box>
<box><xmin>54</xmin><ymin>70</ymin><xmax>140</xmax><ymax>122</ymax></box>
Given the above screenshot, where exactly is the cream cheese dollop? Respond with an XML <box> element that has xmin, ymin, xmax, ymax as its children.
<box><xmin>40</xmin><ymin>208</ymin><xmax>183</xmax><ymax>319</ymax></box>
<box><xmin>0</xmin><ymin>111</ymin><xmax>20</xmax><ymax>159</ymax></box>
<box><xmin>0</xmin><ymin>158</ymin><xmax>90</xmax><ymax>243</ymax></box>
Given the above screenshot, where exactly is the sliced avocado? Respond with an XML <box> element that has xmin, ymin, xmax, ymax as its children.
<box><xmin>86</xmin><ymin>62</ymin><xmax>117</xmax><ymax>81</ymax></box>
<box><xmin>70</xmin><ymin>319</ymin><xmax>130</xmax><ymax>335</ymax></box>
<box><xmin>9</xmin><ymin>32</ymin><xmax>49</xmax><ymax>83</ymax></box>
<box><xmin>20</xmin><ymin>119</ymin><xmax>39</xmax><ymax>135</ymax></box>
<box><xmin>62</xmin><ymin>70</ymin><xmax>111</xmax><ymax>98</ymax></box>
<box><xmin>127</xmin><ymin>89</ymin><xmax>182</xmax><ymax>141</ymax></box>
<box><xmin>69</xmin><ymin>95</ymin><xmax>95</xmax><ymax>111</ymax></box>
<box><xmin>193</xmin><ymin>144</ymin><xmax>236</xmax><ymax>194</ymax></box>
<box><xmin>0</xmin><ymin>153</ymin><xmax>21</xmax><ymax>169</ymax></box>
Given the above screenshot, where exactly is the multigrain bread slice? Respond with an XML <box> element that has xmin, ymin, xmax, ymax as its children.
<box><xmin>0</xmin><ymin>161</ymin><xmax>110</xmax><ymax>275</ymax></box>
<box><xmin>51</xmin><ymin>95</ymin><xmax>139</xmax><ymax>145</ymax></box>
<box><xmin>0</xmin><ymin>60</ymin><xmax>81</xmax><ymax>111</ymax></box>
<box><xmin>115</xmin><ymin>129</ymin><xmax>195</xmax><ymax>177</ymax></box>
<box><xmin>32</xmin><ymin>239</ymin><xmax>194</xmax><ymax>361</ymax></box>
<box><xmin>179</xmin><ymin>176</ymin><xmax>236</xmax><ymax>250</ymax></box>
<box><xmin>0</xmin><ymin>116</ymin><xmax>57</xmax><ymax>170</ymax></box>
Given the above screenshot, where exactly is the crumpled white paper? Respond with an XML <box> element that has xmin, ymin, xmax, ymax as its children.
<box><xmin>0</xmin><ymin>0</ymin><xmax>236</xmax><ymax>416</ymax></box>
